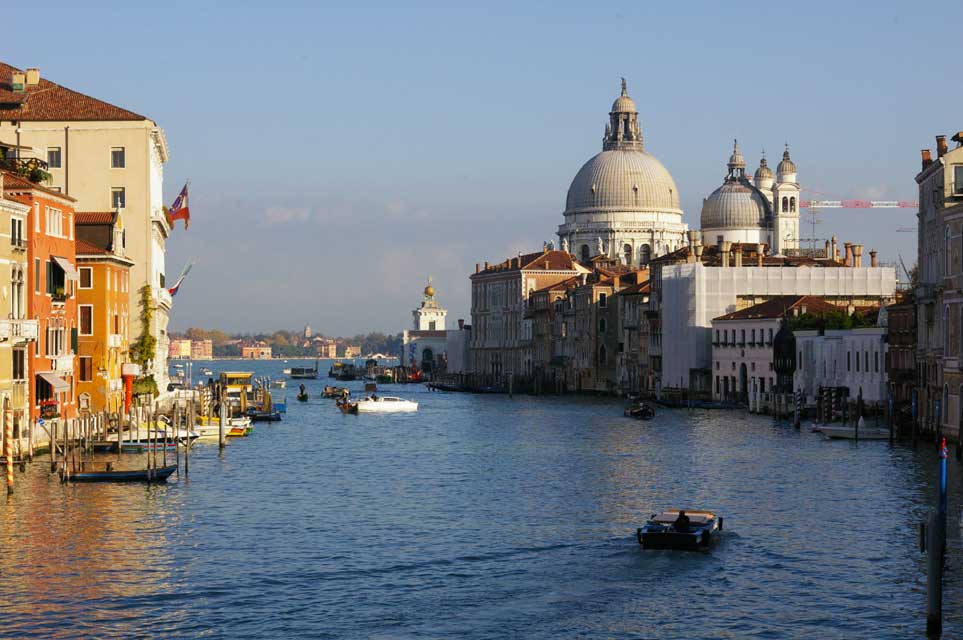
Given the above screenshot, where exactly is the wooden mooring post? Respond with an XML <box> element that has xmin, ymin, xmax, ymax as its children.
<box><xmin>4</xmin><ymin>397</ymin><xmax>12</xmax><ymax>495</ymax></box>
<box><xmin>921</xmin><ymin>438</ymin><xmax>949</xmax><ymax>636</ymax></box>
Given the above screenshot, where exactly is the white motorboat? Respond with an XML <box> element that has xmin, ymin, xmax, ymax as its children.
<box><xmin>819</xmin><ymin>425</ymin><xmax>890</xmax><ymax>440</ymax></box>
<box><xmin>194</xmin><ymin>415</ymin><xmax>253</xmax><ymax>438</ymax></box>
<box><xmin>103</xmin><ymin>428</ymin><xmax>199</xmax><ymax>450</ymax></box>
<box><xmin>355</xmin><ymin>396</ymin><xmax>418</xmax><ymax>413</ymax></box>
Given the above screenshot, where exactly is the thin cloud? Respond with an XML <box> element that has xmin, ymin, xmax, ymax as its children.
<box><xmin>264</xmin><ymin>207</ymin><xmax>311</xmax><ymax>224</ymax></box>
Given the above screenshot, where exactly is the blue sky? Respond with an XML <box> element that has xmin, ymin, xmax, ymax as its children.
<box><xmin>7</xmin><ymin>1</ymin><xmax>961</xmax><ymax>335</ymax></box>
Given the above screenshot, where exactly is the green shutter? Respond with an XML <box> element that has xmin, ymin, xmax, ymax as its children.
<box><xmin>71</xmin><ymin>328</ymin><xmax>78</xmax><ymax>353</ymax></box>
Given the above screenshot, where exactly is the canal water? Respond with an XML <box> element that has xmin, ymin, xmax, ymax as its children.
<box><xmin>1</xmin><ymin>359</ymin><xmax>961</xmax><ymax>639</ymax></box>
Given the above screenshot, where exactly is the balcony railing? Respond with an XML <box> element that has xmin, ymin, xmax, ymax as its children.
<box><xmin>0</xmin><ymin>318</ymin><xmax>39</xmax><ymax>342</ymax></box>
<box><xmin>51</xmin><ymin>355</ymin><xmax>73</xmax><ymax>373</ymax></box>
<box><xmin>11</xmin><ymin>237</ymin><xmax>26</xmax><ymax>252</ymax></box>
<box><xmin>52</xmin><ymin>290</ymin><xmax>69</xmax><ymax>304</ymax></box>
<box><xmin>107</xmin><ymin>333</ymin><xmax>123</xmax><ymax>348</ymax></box>
<box><xmin>0</xmin><ymin>156</ymin><xmax>51</xmax><ymax>184</ymax></box>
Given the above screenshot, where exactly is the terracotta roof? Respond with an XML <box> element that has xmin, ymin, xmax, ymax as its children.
<box><xmin>531</xmin><ymin>275</ymin><xmax>581</xmax><ymax>295</ymax></box>
<box><xmin>475</xmin><ymin>250</ymin><xmax>580</xmax><ymax>275</ymax></box>
<box><xmin>75</xmin><ymin>211</ymin><xmax>116</xmax><ymax>225</ymax></box>
<box><xmin>617</xmin><ymin>280</ymin><xmax>651</xmax><ymax>296</ymax></box>
<box><xmin>0</xmin><ymin>63</ymin><xmax>148</xmax><ymax>122</ymax></box>
<box><xmin>713</xmin><ymin>296</ymin><xmax>840</xmax><ymax>322</ymax></box>
<box><xmin>74</xmin><ymin>239</ymin><xmax>108</xmax><ymax>255</ymax></box>
<box><xmin>1</xmin><ymin>169</ymin><xmax>76</xmax><ymax>201</ymax></box>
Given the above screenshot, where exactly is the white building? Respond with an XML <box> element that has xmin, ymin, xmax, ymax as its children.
<box><xmin>557</xmin><ymin>79</ymin><xmax>688</xmax><ymax>266</ymax></box>
<box><xmin>711</xmin><ymin>295</ymin><xmax>837</xmax><ymax>409</ymax></box>
<box><xmin>794</xmin><ymin>327</ymin><xmax>888</xmax><ymax>403</ymax></box>
<box><xmin>402</xmin><ymin>279</ymin><xmax>449</xmax><ymax>374</ymax></box>
<box><xmin>700</xmin><ymin>141</ymin><xmax>800</xmax><ymax>255</ymax></box>
<box><xmin>445</xmin><ymin>320</ymin><xmax>471</xmax><ymax>375</ymax></box>
<box><xmin>661</xmin><ymin>257</ymin><xmax>897</xmax><ymax>393</ymax></box>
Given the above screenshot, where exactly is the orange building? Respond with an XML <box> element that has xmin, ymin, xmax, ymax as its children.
<box><xmin>3</xmin><ymin>172</ymin><xmax>79</xmax><ymax>423</ymax></box>
<box><xmin>75</xmin><ymin>212</ymin><xmax>132</xmax><ymax>414</ymax></box>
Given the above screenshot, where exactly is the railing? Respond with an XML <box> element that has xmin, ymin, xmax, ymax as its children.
<box><xmin>107</xmin><ymin>333</ymin><xmax>123</xmax><ymax>348</ymax></box>
<box><xmin>52</xmin><ymin>291</ymin><xmax>69</xmax><ymax>303</ymax></box>
<box><xmin>11</xmin><ymin>237</ymin><xmax>26</xmax><ymax>251</ymax></box>
<box><xmin>0</xmin><ymin>319</ymin><xmax>38</xmax><ymax>341</ymax></box>
<box><xmin>51</xmin><ymin>355</ymin><xmax>73</xmax><ymax>373</ymax></box>
<box><xmin>0</xmin><ymin>156</ymin><xmax>51</xmax><ymax>183</ymax></box>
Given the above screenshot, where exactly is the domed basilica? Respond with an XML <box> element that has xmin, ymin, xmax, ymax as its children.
<box><xmin>557</xmin><ymin>80</ymin><xmax>688</xmax><ymax>266</ymax></box>
<box><xmin>557</xmin><ymin>81</ymin><xmax>801</xmax><ymax>263</ymax></box>
<box><xmin>700</xmin><ymin>141</ymin><xmax>800</xmax><ymax>254</ymax></box>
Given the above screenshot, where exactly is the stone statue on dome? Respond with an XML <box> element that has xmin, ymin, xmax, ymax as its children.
<box><xmin>596</xmin><ymin>236</ymin><xmax>605</xmax><ymax>256</ymax></box>
<box><xmin>561</xmin><ymin>237</ymin><xmax>569</xmax><ymax>253</ymax></box>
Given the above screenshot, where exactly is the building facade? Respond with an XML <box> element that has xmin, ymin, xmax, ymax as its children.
<box><xmin>557</xmin><ymin>80</ymin><xmax>687</xmax><ymax>266</ymax></box>
<box><xmin>241</xmin><ymin>344</ymin><xmax>272</xmax><ymax>359</ymax></box>
<box><xmin>169</xmin><ymin>338</ymin><xmax>192</xmax><ymax>359</ymax></box>
<box><xmin>0</xmin><ymin>62</ymin><xmax>173</xmax><ymax>389</ymax></box>
<box><xmin>403</xmin><ymin>280</ymin><xmax>450</xmax><ymax>374</ymax></box>
<box><xmin>794</xmin><ymin>327</ymin><xmax>888</xmax><ymax>404</ymax></box>
<box><xmin>75</xmin><ymin>212</ymin><xmax>132</xmax><ymax>414</ymax></box>
<box><xmin>191</xmin><ymin>339</ymin><xmax>213</xmax><ymax>360</ymax></box>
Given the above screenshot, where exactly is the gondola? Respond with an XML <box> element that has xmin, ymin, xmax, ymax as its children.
<box><xmin>59</xmin><ymin>464</ymin><xmax>178</xmax><ymax>483</ymax></box>
<box><xmin>297</xmin><ymin>392</ymin><xmax>309</xmax><ymax>402</ymax></box>
<box><xmin>336</xmin><ymin>398</ymin><xmax>358</xmax><ymax>414</ymax></box>
<box><xmin>624</xmin><ymin>402</ymin><xmax>655</xmax><ymax>420</ymax></box>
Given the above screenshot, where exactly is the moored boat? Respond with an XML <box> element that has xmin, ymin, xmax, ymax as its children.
<box><xmin>323</xmin><ymin>385</ymin><xmax>349</xmax><ymax>398</ymax></box>
<box><xmin>290</xmin><ymin>359</ymin><xmax>320</xmax><ymax>379</ymax></box>
<box><xmin>819</xmin><ymin>425</ymin><xmax>890</xmax><ymax>440</ymax></box>
<box><xmin>624</xmin><ymin>402</ymin><xmax>655</xmax><ymax>420</ymax></box>
<box><xmin>194</xmin><ymin>415</ymin><xmax>252</xmax><ymax>438</ymax></box>
<box><xmin>60</xmin><ymin>464</ymin><xmax>178</xmax><ymax>483</ymax></box>
<box><xmin>636</xmin><ymin>509</ymin><xmax>722</xmax><ymax>551</ymax></box>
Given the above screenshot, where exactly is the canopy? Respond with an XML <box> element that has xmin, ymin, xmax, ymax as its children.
<box><xmin>52</xmin><ymin>256</ymin><xmax>79</xmax><ymax>281</ymax></box>
<box><xmin>38</xmin><ymin>372</ymin><xmax>70</xmax><ymax>393</ymax></box>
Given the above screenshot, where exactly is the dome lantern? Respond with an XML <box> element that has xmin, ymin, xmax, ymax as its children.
<box><xmin>603</xmin><ymin>78</ymin><xmax>643</xmax><ymax>151</ymax></box>
<box><xmin>777</xmin><ymin>143</ymin><xmax>797</xmax><ymax>178</ymax></box>
<box><xmin>754</xmin><ymin>150</ymin><xmax>773</xmax><ymax>182</ymax></box>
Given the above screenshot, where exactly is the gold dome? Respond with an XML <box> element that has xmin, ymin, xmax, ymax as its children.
<box><xmin>424</xmin><ymin>284</ymin><xmax>435</xmax><ymax>297</ymax></box>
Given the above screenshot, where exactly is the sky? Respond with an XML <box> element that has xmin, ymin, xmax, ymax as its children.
<box><xmin>6</xmin><ymin>1</ymin><xmax>962</xmax><ymax>335</ymax></box>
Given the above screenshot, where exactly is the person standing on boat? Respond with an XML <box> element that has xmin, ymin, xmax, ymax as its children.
<box><xmin>673</xmin><ymin>510</ymin><xmax>690</xmax><ymax>532</ymax></box>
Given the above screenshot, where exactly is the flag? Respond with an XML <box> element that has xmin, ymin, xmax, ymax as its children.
<box><xmin>168</xmin><ymin>182</ymin><xmax>190</xmax><ymax>229</ymax></box>
<box><xmin>168</xmin><ymin>260</ymin><xmax>194</xmax><ymax>296</ymax></box>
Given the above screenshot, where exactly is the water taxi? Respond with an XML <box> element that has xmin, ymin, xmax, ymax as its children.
<box><xmin>636</xmin><ymin>510</ymin><xmax>722</xmax><ymax>551</ymax></box>
<box><xmin>290</xmin><ymin>359</ymin><xmax>319</xmax><ymax>379</ymax></box>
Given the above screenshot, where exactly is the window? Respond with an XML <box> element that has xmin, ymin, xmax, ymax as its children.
<box><xmin>599</xmin><ymin>317</ymin><xmax>607</xmax><ymax>334</ymax></box>
<box><xmin>599</xmin><ymin>344</ymin><xmax>607</xmax><ymax>366</ymax></box>
<box><xmin>768</xmin><ymin>328</ymin><xmax>773</xmax><ymax>345</ymax></box>
<box><xmin>79</xmin><ymin>357</ymin><xmax>93</xmax><ymax>382</ymax></box>
<box><xmin>111</xmin><ymin>187</ymin><xmax>126</xmax><ymax>209</ymax></box>
<box><xmin>751</xmin><ymin>329</ymin><xmax>756</xmax><ymax>345</ymax></box>
<box><xmin>740</xmin><ymin>329</ymin><xmax>745</xmax><ymax>345</ymax></box>
<box><xmin>790</xmin><ymin>196</ymin><xmax>796</xmax><ymax>213</ymax></box>
<box><xmin>47</xmin><ymin>147</ymin><xmax>62</xmax><ymax>169</ymax></box>
<box><xmin>111</xmin><ymin>147</ymin><xmax>125</xmax><ymax>168</ymax></box>
<box><xmin>12</xmin><ymin>349</ymin><xmax>25</xmax><ymax>380</ymax></box>
<box><xmin>79</xmin><ymin>267</ymin><xmax>92</xmax><ymax>289</ymax></box>
<box><xmin>955</xmin><ymin>166</ymin><xmax>963</xmax><ymax>195</ymax></box>
<box><xmin>580</xmin><ymin>245</ymin><xmax>590</xmax><ymax>263</ymax></box>
<box><xmin>34</xmin><ymin>258</ymin><xmax>40</xmax><ymax>293</ymax></box>
<box><xmin>45</xmin><ymin>207</ymin><xmax>63</xmax><ymax>237</ymax></box>
<box><xmin>599</xmin><ymin>293</ymin><xmax>607</xmax><ymax>308</ymax></box>
<box><xmin>874</xmin><ymin>351</ymin><xmax>879</xmax><ymax>373</ymax></box>
<box><xmin>45</xmin><ymin>326</ymin><xmax>65</xmax><ymax>357</ymax></box>
<box><xmin>782</xmin><ymin>196</ymin><xmax>788</xmax><ymax>212</ymax></box>
<box><xmin>79</xmin><ymin>305</ymin><xmax>93</xmax><ymax>336</ymax></box>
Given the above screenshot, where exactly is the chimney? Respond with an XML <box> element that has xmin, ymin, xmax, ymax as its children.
<box><xmin>870</xmin><ymin>249</ymin><xmax>878</xmax><ymax>267</ymax></box>
<box><xmin>613</xmin><ymin>274</ymin><xmax>621</xmax><ymax>288</ymax></box>
<box><xmin>458</xmin><ymin>318</ymin><xmax>465</xmax><ymax>330</ymax></box>
<box><xmin>843</xmin><ymin>242</ymin><xmax>852</xmax><ymax>267</ymax></box>
<box><xmin>852</xmin><ymin>244</ymin><xmax>863</xmax><ymax>267</ymax></box>
<box><xmin>25</xmin><ymin>68</ymin><xmax>40</xmax><ymax>86</ymax></box>
<box><xmin>693</xmin><ymin>230</ymin><xmax>702</xmax><ymax>247</ymax></box>
<box><xmin>831</xmin><ymin>236</ymin><xmax>838</xmax><ymax>261</ymax></box>
<box><xmin>720</xmin><ymin>241</ymin><xmax>731</xmax><ymax>267</ymax></box>
<box><xmin>734</xmin><ymin>244</ymin><xmax>743</xmax><ymax>267</ymax></box>
<box><xmin>922</xmin><ymin>149</ymin><xmax>933</xmax><ymax>170</ymax></box>
<box><xmin>484</xmin><ymin>261</ymin><xmax>489</xmax><ymax>270</ymax></box>
<box><xmin>475</xmin><ymin>263</ymin><xmax>480</xmax><ymax>274</ymax></box>
<box><xmin>11</xmin><ymin>71</ymin><xmax>25</xmax><ymax>93</ymax></box>
<box><xmin>687</xmin><ymin>230</ymin><xmax>696</xmax><ymax>246</ymax></box>
<box><xmin>824</xmin><ymin>239</ymin><xmax>831</xmax><ymax>259</ymax></box>
<box><xmin>937</xmin><ymin>135</ymin><xmax>948</xmax><ymax>158</ymax></box>
<box><xmin>694</xmin><ymin>245</ymin><xmax>704</xmax><ymax>261</ymax></box>
<box><xmin>756</xmin><ymin>243</ymin><xmax>765</xmax><ymax>267</ymax></box>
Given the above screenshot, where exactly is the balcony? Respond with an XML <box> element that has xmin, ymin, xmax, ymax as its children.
<box><xmin>40</xmin><ymin>400</ymin><xmax>59</xmax><ymax>420</ymax></box>
<box><xmin>154</xmin><ymin>287</ymin><xmax>172</xmax><ymax>310</ymax></box>
<box><xmin>11</xmin><ymin>237</ymin><xmax>26</xmax><ymax>252</ymax></box>
<box><xmin>0</xmin><ymin>156</ymin><xmax>51</xmax><ymax>184</ymax></box>
<box><xmin>52</xmin><ymin>289</ymin><xmax>69</xmax><ymax>304</ymax></box>
<box><xmin>51</xmin><ymin>355</ymin><xmax>73</xmax><ymax>373</ymax></box>
<box><xmin>107</xmin><ymin>333</ymin><xmax>123</xmax><ymax>349</ymax></box>
<box><xmin>0</xmin><ymin>319</ymin><xmax>38</xmax><ymax>342</ymax></box>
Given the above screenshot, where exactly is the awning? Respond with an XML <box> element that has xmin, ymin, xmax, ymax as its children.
<box><xmin>38</xmin><ymin>372</ymin><xmax>70</xmax><ymax>393</ymax></box>
<box><xmin>52</xmin><ymin>256</ymin><xmax>79</xmax><ymax>281</ymax></box>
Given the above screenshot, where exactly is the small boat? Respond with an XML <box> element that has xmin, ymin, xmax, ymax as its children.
<box><xmin>246</xmin><ymin>408</ymin><xmax>282</xmax><ymax>422</ymax></box>
<box><xmin>375</xmin><ymin>374</ymin><xmax>394</xmax><ymax>384</ymax></box>
<box><xmin>194</xmin><ymin>416</ymin><xmax>253</xmax><ymax>438</ymax></box>
<box><xmin>60</xmin><ymin>464</ymin><xmax>178</xmax><ymax>483</ymax></box>
<box><xmin>427</xmin><ymin>382</ymin><xmax>465</xmax><ymax>392</ymax></box>
<box><xmin>297</xmin><ymin>392</ymin><xmax>309</xmax><ymax>402</ymax></box>
<box><xmin>355</xmin><ymin>396</ymin><xmax>418</xmax><ymax>413</ymax></box>
<box><xmin>337</xmin><ymin>398</ymin><xmax>358</xmax><ymax>414</ymax></box>
<box><xmin>338</xmin><ymin>364</ymin><xmax>359</xmax><ymax>381</ymax></box>
<box><xmin>636</xmin><ymin>510</ymin><xmax>722</xmax><ymax>551</ymax></box>
<box><xmin>290</xmin><ymin>359</ymin><xmax>320</xmax><ymax>379</ymax></box>
<box><xmin>200</xmin><ymin>368</ymin><xmax>213</xmax><ymax>376</ymax></box>
<box><xmin>101</xmin><ymin>428</ymin><xmax>199</xmax><ymax>451</ymax></box>
<box><xmin>624</xmin><ymin>402</ymin><xmax>655</xmax><ymax>420</ymax></box>
<box><xmin>323</xmin><ymin>385</ymin><xmax>349</xmax><ymax>398</ymax></box>
<box><xmin>819</xmin><ymin>425</ymin><xmax>890</xmax><ymax>440</ymax></box>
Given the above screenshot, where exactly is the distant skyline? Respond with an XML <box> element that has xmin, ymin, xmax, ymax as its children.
<box><xmin>7</xmin><ymin>1</ymin><xmax>960</xmax><ymax>334</ymax></box>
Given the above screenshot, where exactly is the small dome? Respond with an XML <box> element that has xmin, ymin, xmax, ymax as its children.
<box><xmin>777</xmin><ymin>145</ymin><xmax>796</xmax><ymax>174</ymax></box>
<box><xmin>728</xmin><ymin>140</ymin><xmax>745</xmax><ymax>169</ymax></box>
<box><xmin>754</xmin><ymin>154</ymin><xmax>773</xmax><ymax>181</ymax></box>
<box><xmin>701</xmin><ymin>181</ymin><xmax>769</xmax><ymax>230</ymax></box>
<box><xmin>611</xmin><ymin>77</ymin><xmax>637</xmax><ymax>113</ymax></box>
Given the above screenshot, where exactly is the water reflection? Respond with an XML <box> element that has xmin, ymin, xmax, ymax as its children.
<box><xmin>0</xmin><ymin>360</ymin><xmax>960</xmax><ymax>638</ymax></box>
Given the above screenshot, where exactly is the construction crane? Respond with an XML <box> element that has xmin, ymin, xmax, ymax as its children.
<box><xmin>800</xmin><ymin>199</ymin><xmax>917</xmax><ymax>209</ymax></box>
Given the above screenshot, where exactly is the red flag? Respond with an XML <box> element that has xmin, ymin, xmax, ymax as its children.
<box><xmin>168</xmin><ymin>182</ymin><xmax>190</xmax><ymax>229</ymax></box>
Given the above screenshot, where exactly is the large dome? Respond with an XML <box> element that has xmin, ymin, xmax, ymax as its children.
<box><xmin>701</xmin><ymin>181</ymin><xmax>769</xmax><ymax>229</ymax></box>
<box><xmin>565</xmin><ymin>149</ymin><xmax>683</xmax><ymax>215</ymax></box>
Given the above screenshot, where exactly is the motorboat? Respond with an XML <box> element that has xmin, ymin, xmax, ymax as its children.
<box><xmin>323</xmin><ymin>385</ymin><xmax>349</xmax><ymax>398</ymax></box>
<box><xmin>819</xmin><ymin>425</ymin><xmax>890</xmax><ymax>440</ymax></box>
<box><xmin>194</xmin><ymin>415</ymin><xmax>252</xmax><ymax>438</ymax></box>
<box><xmin>624</xmin><ymin>402</ymin><xmax>655</xmax><ymax>420</ymax></box>
<box><xmin>355</xmin><ymin>396</ymin><xmax>418</xmax><ymax>413</ymax></box>
<box><xmin>636</xmin><ymin>510</ymin><xmax>722</xmax><ymax>550</ymax></box>
<box><xmin>290</xmin><ymin>359</ymin><xmax>320</xmax><ymax>379</ymax></box>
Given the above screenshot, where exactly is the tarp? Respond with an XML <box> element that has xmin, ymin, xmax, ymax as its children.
<box><xmin>52</xmin><ymin>256</ymin><xmax>79</xmax><ymax>281</ymax></box>
<box><xmin>38</xmin><ymin>372</ymin><xmax>70</xmax><ymax>393</ymax></box>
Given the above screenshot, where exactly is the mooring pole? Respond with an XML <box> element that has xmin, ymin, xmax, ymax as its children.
<box><xmin>4</xmin><ymin>397</ymin><xmax>12</xmax><ymax>495</ymax></box>
<box><xmin>924</xmin><ymin>437</ymin><xmax>949</xmax><ymax>636</ymax></box>
<box><xmin>218</xmin><ymin>388</ymin><xmax>226</xmax><ymax>452</ymax></box>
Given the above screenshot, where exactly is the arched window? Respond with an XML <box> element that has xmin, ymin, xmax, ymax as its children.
<box><xmin>790</xmin><ymin>196</ymin><xmax>796</xmax><ymax>212</ymax></box>
<box><xmin>623</xmin><ymin>243</ymin><xmax>632</xmax><ymax>265</ymax></box>
<box><xmin>640</xmin><ymin>244</ymin><xmax>651</xmax><ymax>265</ymax></box>
<box><xmin>580</xmin><ymin>244</ymin><xmax>590</xmax><ymax>264</ymax></box>
<box><xmin>599</xmin><ymin>317</ymin><xmax>607</xmax><ymax>334</ymax></box>
<box><xmin>945</xmin><ymin>305</ymin><xmax>951</xmax><ymax>351</ymax></box>
<box><xmin>947</xmin><ymin>228</ymin><xmax>952</xmax><ymax>276</ymax></box>
<box><xmin>599</xmin><ymin>344</ymin><xmax>607</xmax><ymax>365</ymax></box>
<box><xmin>782</xmin><ymin>196</ymin><xmax>788</xmax><ymax>213</ymax></box>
